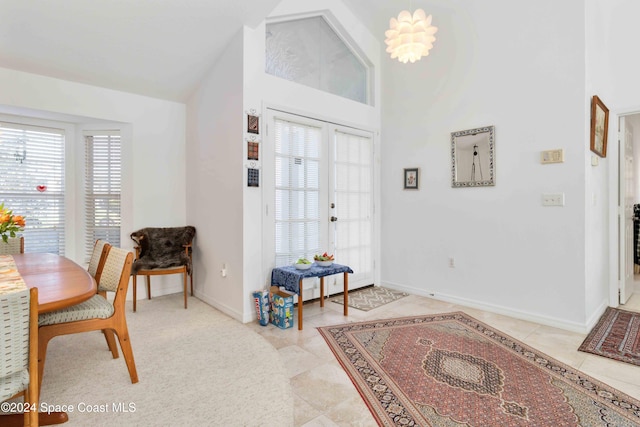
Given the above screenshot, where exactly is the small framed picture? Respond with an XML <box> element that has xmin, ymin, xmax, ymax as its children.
<box><xmin>590</xmin><ymin>95</ymin><xmax>609</xmax><ymax>158</ymax></box>
<box><xmin>247</xmin><ymin>114</ymin><xmax>260</xmax><ymax>134</ymax></box>
<box><xmin>248</xmin><ymin>168</ymin><xmax>260</xmax><ymax>187</ymax></box>
<box><xmin>404</xmin><ymin>168</ymin><xmax>419</xmax><ymax>190</ymax></box>
<box><xmin>247</xmin><ymin>141</ymin><xmax>259</xmax><ymax>161</ymax></box>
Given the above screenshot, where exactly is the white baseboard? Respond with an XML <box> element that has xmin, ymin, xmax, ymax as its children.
<box><xmin>193</xmin><ymin>290</ymin><xmax>245</xmax><ymax>323</ymax></box>
<box><xmin>125</xmin><ymin>281</ymin><xmax>246</xmax><ymax>323</ymax></box>
<box><xmin>381</xmin><ymin>281</ymin><xmax>592</xmax><ymax>334</ymax></box>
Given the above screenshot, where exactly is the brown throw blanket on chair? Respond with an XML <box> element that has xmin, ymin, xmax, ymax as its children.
<box><xmin>130</xmin><ymin>226</ymin><xmax>196</xmax><ymax>274</ymax></box>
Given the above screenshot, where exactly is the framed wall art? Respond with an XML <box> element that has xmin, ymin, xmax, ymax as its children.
<box><xmin>247</xmin><ymin>141</ymin><xmax>259</xmax><ymax>161</ymax></box>
<box><xmin>248</xmin><ymin>168</ymin><xmax>260</xmax><ymax>187</ymax></box>
<box><xmin>404</xmin><ymin>168</ymin><xmax>419</xmax><ymax>190</ymax></box>
<box><xmin>451</xmin><ymin>126</ymin><xmax>495</xmax><ymax>187</ymax></box>
<box><xmin>247</xmin><ymin>114</ymin><xmax>260</xmax><ymax>134</ymax></box>
<box><xmin>590</xmin><ymin>95</ymin><xmax>609</xmax><ymax>158</ymax></box>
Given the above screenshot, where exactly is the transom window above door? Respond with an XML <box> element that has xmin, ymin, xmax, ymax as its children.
<box><xmin>265</xmin><ymin>15</ymin><xmax>372</xmax><ymax>105</ymax></box>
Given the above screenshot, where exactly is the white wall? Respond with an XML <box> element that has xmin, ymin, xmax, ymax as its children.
<box><xmin>186</xmin><ymin>32</ymin><xmax>245</xmax><ymax>319</ymax></box>
<box><xmin>236</xmin><ymin>0</ymin><xmax>381</xmax><ymax>322</ymax></box>
<box><xmin>187</xmin><ymin>0</ymin><xmax>381</xmax><ymax>322</ymax></box>
<box><xmin>380</xmin><ymin>0</ymin><xmax>592</xmax><ymax>331</ymax></box>
<box><xmin>587</xmin><ymin>0</ymin><xmax>640</xmax><ymax>306</ymax></box>
<box><xmin>0</xmin><ymin>67</ymin><xmax>188</xmax><ymax>299</ymax></box>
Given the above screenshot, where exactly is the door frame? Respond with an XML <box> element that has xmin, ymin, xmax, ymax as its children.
<box><xmin>261</xmin><ymin>103</ymin><xmax>381</xmax><ymax>297</ymax></box>
<box><xmin>609</xmin><ymin>107</ymin><xmax>640</xmax><ymax>306</ymax></box>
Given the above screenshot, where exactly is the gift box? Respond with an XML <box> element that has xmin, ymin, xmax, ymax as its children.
<box><xmin>252</xmin><ymin>289</ymin><xmax>270</xmax><ymax>326</ymax></box>
<box><xmin>269</xmin><ymin>286</ymin><xmax>294</xmax><ymax>329</ymax></box>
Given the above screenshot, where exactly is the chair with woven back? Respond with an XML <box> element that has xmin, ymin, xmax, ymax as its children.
<box><xmin>87</xmin><ymin>239</ymin><xmax>110</xmax><ymax>283</ymax></box>
<box><xmin>0</xmin><ymin>287</ymin><xmax>39</xmax><ymax>427</ymax></box>
<box><xmin>37</xmin><ymin>246</ymin><xmax>139</xmax><ymax>391</ymax></box>
<box><xmin>87</xmin><ymin>239</ymin><xmax>122</xmax><ymax>358</ymax></box>
<box><xmin>130</xmin><ymin>226</ymin><xmax>196</xmax><ymax>311</ymax></box>
<box><xmin>0</xmin><ymin>236</ymin><xmax>24</xmax><ymax>255</ymax></box>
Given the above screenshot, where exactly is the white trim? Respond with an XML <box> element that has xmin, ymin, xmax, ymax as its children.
<box><xmin>382</xmin><ymin>280</ymin><xmax>596</xmax><ymax>334</ymax></box>
<box><xmin>609</xmin><ymin>107</ymin><xmax>640</xmax><ymax>308</ymax></box>
<box><xmin>194</xmin><ymin>290</ymin><xmax>246</xmax><ymax>323</ymax></box>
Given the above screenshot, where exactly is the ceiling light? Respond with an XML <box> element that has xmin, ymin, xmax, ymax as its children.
<box><xmin>385</xmin><ymin>9</ymin><xmax>438</xmax><ymax>64</ymax></box>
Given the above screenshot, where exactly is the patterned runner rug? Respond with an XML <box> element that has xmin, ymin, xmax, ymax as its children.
<box><xmin>331</xmin><ymin>286</ymin><xmax>407</xmax><ymax>311</ymax></box>
<box><xmin>319</xmin><ymin>312</ymin><xmax>640</xmax><ymax>426</ymax></box>
<box><xmin>579</xmin><ymin>306</ymin><xmax>640</xmax><ymax>366</ymax></box>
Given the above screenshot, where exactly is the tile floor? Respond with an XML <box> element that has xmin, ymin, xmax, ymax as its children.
<box><xmin>246</xmin><ymin>291</ymin><xmax>640</xmax><ymax>427</ymax></box>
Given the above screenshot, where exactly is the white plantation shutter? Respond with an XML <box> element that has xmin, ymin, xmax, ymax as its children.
<box><xmin>84</xmin><ymin>131</ymin><xmax>121</xmax><ymax>262</ymax></box>
<box><xmin>274</xmin><ymin>119</ymin><xmax>322</xmax><ymax>266</ymax></box>
<box><xmin>0</xmin><ymin>122</ymin><xmax>66</xmax><ymax>254</ymax></box>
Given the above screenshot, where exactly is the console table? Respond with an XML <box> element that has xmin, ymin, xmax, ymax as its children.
<box><xmin>271</xmin><ymin>263</ymin><xmax>353</xmax><ymax>330</ymax></box>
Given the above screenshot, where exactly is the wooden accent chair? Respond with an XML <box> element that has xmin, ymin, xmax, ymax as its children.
<box><xmin>0</xmin><ymin>287</ymin><xmax>39</xmax><ymax>427</ymax></box>
<box><xmin>37</xmin><ymin>247</ymin><xmax>138</xmax><ymax>391</ymax></box>
<box><xmin>0</xmin><ymin>236</ymin><xmax>24</xmax><ymax>255</ymax></box>
<box><xmin>130</xmin><ymin>226</ymin><xmax>196</xmax><ymax>311</ymax></box>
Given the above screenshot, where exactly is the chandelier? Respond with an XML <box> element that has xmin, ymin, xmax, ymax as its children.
<box><xmin>384</xmin><ymin>9</ymin><xmax>438</xmax><ymax>64</ymax></box>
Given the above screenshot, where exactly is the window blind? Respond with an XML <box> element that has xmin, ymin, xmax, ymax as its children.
<box><xmin>274</xmin><ymin>119</ymin><xmax>322</xmax><ymax>266</ymax></box>
<box><xmin>84</xmin><ymin>131</ymin><xmax>121</xmax><ymax>262</ymax></box>
<box><xmin>0</xmin><ymin>122</ymin><xmax>66</xmax><ymax>254</ymax></box>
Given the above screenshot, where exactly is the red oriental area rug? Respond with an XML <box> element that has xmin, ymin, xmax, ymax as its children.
<box><xmin>318</xmin><ymin>312</ymin><xmax>640</xmax><ymax>427</ymax></box>
<box><xmin>579</xmin><ymin>307</ymin><xmax>640</xmax><ymax>366</ymax></box>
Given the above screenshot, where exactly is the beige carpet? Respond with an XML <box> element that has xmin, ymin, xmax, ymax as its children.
<box><xmin>38</xmin><ymin>293</ymin><xmax>293</xmax><ymax>426</ymax></box>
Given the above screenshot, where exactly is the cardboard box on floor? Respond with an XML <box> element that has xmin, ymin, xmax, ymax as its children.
<box><xmin>269</xmin><ymin>286</ymin><xmax>294</xmax><ymax>329</ymax></box>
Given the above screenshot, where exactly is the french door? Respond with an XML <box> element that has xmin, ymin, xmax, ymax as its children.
<box><xmin>264</xmin><ymin>109</ymin><xmax>374</xmax><ymax>301</ymax></box>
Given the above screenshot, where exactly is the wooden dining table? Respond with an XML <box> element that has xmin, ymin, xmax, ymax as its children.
<box><xmin>2</xmin><ymin>253</ymin><xmax>96</xmax><ymax>426</ymax></box>
<box><xmin>14</xmin><ymin>253</ymin><xmax>96</xmax><ymax>313</ymax></box>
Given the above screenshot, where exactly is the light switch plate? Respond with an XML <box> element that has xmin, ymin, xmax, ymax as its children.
<box><xmin>542</xmin><ymin>193</ymin><xmax>565</xmax><ymax>206</ymax></box>
<box><xmin>541</xmin><ymin>149</ymin><xmax>564</xmax><ymax>164</ymax></box>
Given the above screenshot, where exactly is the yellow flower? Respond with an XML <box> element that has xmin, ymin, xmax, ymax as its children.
<box><xmin>0</xmin><ymin>203</ymin><xmax>26</xmax><ymax>244</ymax></box>
<box><xmin>13</xmin><ymin>215</ymin><xmax>25</xmax><ymax>227</ymax></box>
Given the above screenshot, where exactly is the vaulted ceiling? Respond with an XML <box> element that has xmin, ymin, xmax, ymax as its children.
<box><xmin>0</xmin><ymin>0</ymin><xmax>398</xmax><ymax>103</ymax></box>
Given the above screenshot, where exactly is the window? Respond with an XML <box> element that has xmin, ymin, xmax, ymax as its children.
<box><xmin>0</xmin><ymin>122</ymin><xmax>66</xmax><ymax>254</ymax></box>
<box><xmin>84</xmin><ymin>131</ymin><xmax>121</xmax><ymax>262</ymax></box>
<box><xmin>266</xmin><ymin>16</ymin><xmax>370</xmax><ymax>104</ymax></box>
<box><xmin>274</xmin><ymin>118</ymin><xmax>323</xmax><ymax>266</ymax></box>
<box><xmin>266</xmin><ymin>110</ymin><xmax>375</xmax><ymax>298</ymax></box>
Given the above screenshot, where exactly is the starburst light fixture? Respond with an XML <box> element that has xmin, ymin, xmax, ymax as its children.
<box><xmin>384</xmin><ymin>8</ymin><xmax>438</xmax><ymax>64</ymax></box>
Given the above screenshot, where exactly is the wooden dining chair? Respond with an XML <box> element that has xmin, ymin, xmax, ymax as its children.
<box><xmin>130</xmin><ymin>226</ymin><xmax>196</xmax><ymax>311</ymax></box>
<box><xmin>37</xmin><ymin>247</ymin><xmax>138</xmax><ymax>391</ymax></box>
<box><xmin>0</xmin><ymin>236</ymin><xmax>24</xmax><ymax>255</ymax></box>
<box><xmin>0</xmin><ymin>287</ymin><xmax>39</xmax><ymax>427</ymax></box>
<box><xmin>88</xmin><ymin>239</ymin><xmax>110</xmax><ymax>283</ymax></box>
<box><xmin>87</xmin><ymin>239</ymin><xmax>121</xmax><ymax>358</ymax></box>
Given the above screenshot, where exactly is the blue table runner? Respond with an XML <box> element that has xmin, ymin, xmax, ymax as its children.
<box><xmin>271</xmin><ymin>263</ymin><xmax>354</xmax><ymax>295</ymax></box>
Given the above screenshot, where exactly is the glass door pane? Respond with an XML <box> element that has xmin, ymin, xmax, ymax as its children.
<box><xmin>330</xmin><ymin>127</ymin><xmax>374</xmax><ymax>290</ymax></box>
<box><xmin>265</xmin><ymin>109</ymin><xmax>374</xmax><ymax>301</ymax></box>
<box><xmin>273</xmin><ymin>117</ymin><xmax>325</xmax><ymax>266</ymax></box>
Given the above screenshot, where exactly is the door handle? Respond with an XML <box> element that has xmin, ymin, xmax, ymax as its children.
<box><xmin>330</xmin><ymin>216</ymin><xmax>338</xmax><ymax>222</ymax></box>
